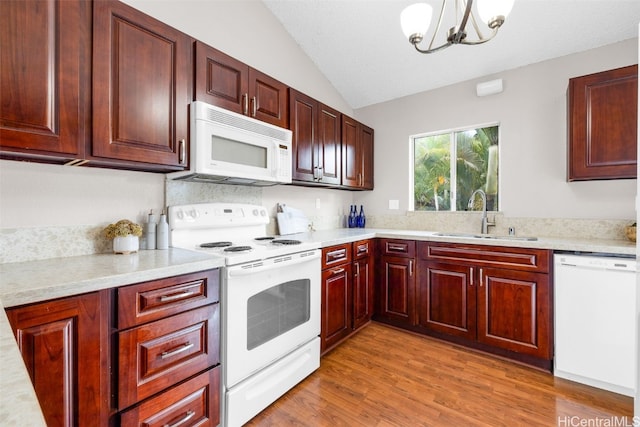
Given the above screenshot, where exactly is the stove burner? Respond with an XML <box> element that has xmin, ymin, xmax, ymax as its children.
<box><xmin>254</xmin><ymin>236</ymin><xmax>275</xmax><ymax>241</ymax></box>
<box><xmin>224</xmin><ymin>246</ymin><xmax>253</xmax><ymax>253</ymax></box>
<box><xmin>200</xmin><ymin>241</ymin><xmax>232</xmax><ymax>248</ymax></box>
<box><xmin>271</xmin><ymin>239</ymin><xmax>302</xmax><ymax>245</ymax></box>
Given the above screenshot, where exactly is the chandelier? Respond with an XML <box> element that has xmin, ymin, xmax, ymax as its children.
<box><xmin>401</xmin><ymin>0</ymin><xmax>514</xmax><ymax>54</ymax></box>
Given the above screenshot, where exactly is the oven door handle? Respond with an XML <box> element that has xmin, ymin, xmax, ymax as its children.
<box><xmin>227</xmin><ymin>253</ymin><xmax>319</xmax><ymax>277</ymax></box>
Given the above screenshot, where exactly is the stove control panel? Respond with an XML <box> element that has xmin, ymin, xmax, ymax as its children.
<box><xmin>169</xmin><ymin>203</ymin><xmax>269</xmax><ymax>230</ymax></box>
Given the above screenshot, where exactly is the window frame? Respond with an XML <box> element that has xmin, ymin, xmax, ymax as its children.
<box><xmin>409</xmin><ymin>122</ymin><xmax>501</xmax><ymax>212</ymax></box>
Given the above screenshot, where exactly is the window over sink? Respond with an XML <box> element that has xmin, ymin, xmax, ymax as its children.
<box><xmin>410</xmin><ymin>124</ymin><xmax>499</xmax><ymax>212</ymax></box>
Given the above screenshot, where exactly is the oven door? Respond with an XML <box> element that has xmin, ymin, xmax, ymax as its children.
<box><xmin>222</xmin><ymin>249</ymin><xmax>320</xmax><ymax>388</ymax></box>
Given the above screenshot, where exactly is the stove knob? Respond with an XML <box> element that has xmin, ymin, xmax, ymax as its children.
<box><xmin>176</xmin><ymin>210</ymin><xmax>184</xmax><ymax>220</ymax></box>
<box><xmin>252</xmin><ymin>208</ymin><xmax>259</xmax><ymax>217</ymax></box>
<box><xmin>260</xmin><ymin>209</ymin><xmax>267</xmax><ymax>217</ymax></box>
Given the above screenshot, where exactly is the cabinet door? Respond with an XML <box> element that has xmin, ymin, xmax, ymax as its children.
<box><xmin>195</xmin><ymin>41</ymin><xmax>248</xmax><ymax>116</ymax></box>
<box><xmin>476</xmin><ymin>268</ymin><xmax>552</xmax><ymax>359</ymax></box>
<box><xmin>317</xmin><ymin>103</ymin><xmax>342</xmax><ymax>185</ymax></box>
<box><xmin>417</xmin><ymin>261</ymin><xmax>476</xmax><ymax>340</ymax></box>
<box><xmin>353</xmin><ymin>255</ymin><xmax>374</xmax><ymax>330</ymax></box>
<box><xmin>0</xmin><ymin>0</ymin><xmax>90</xmax><ymax>159</ymax></box>
<box><xmin>6</xmin><ymin>292</ymin><xmax>110</xmax><ymax>427</ymax></box>
<box><xmin>92</xmin><ymin>0</ymin><xmax>191</xmax><ymax>169</ymax></box>
<box><xmin>289</xmin><ymin>89</ymin><xmax>318</xmax><ymax>182</ymax></box>
<box><xmin>321</xmin><ymin>263</ymin><xmax>353</xmax><ymax>354</ymax></box>
<box><xmin>568</xmin><ymin>65</ymin><xmax>638</xmax><ymax>180</ymax></box>
<box><xmin>341</xmin><ymin>115</ymin><xmax>360</xmax><ymax>187</ymax></box>
<box><xmin>248</xmin><ymin>68</ymin><xmax>288</xmax><ymax>128</ymax></box>
<box><xmin>341</xmin><ymin>115</ymin><xmax>374</xmax><ymax>189</ymax></box>
<box><xmin>360</xmin><ymin>123</ymin><xmax>374</xmax><ymax>189</ymax></box>
<box><xmin>375</xmin><ymin>255</ymin><xmax>416</xmax><ymax>327</ymax></box>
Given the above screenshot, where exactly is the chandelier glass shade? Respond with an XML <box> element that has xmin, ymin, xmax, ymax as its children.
<box><xmin>401</xmin><ymin>0</ymin><xmax>514</xmax><ymax>54</ymax></box>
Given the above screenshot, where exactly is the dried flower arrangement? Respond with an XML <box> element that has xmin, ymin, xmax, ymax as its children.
<box><xmin>103</xmin><ymin>219</ymin><xmax>143</xmax><ymax>239</ymax></box>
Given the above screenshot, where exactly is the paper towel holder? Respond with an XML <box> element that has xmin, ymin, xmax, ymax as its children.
<box><xmin>476</xmin><ymin>79</ymin><xmax>503</xmax><ymax>97</ymax></box>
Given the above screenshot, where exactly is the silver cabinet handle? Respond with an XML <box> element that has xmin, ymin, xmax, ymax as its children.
<box><xmin>179</xmin><ymin>139</ymin><xmax>186</xmax><ymax>165</ymax></box>
<box><xmin>355</xmin><ymin>262</ymin><xmax>360</xmax><ymax>277</ymax></box>
<box><xmin>252</xmin><ymin>96</ymin><xmax>257</xmax><ymax>117</ymax></box>
<box><xmin>164</xmin><ymin>410</ymin><xmax>195</xmax><ymax>427</ymax></box>
<box><xmin>479</xmin><ymin>268</ymin><xmax>484</xmax><ymax>287</ymax></box>
<box><xmin>331</xmin><ymin>267</ymin><xmax>345</xmax><ymax>275</ymax></box>
<box><xmin>409</xmin><ymin>260</ymin><xmax>413</xmax><ymax>277</ymax></box>
<box><xmin>159</xmin><ymin>291</ymin><xmax>195</xmax><ymax>302</ymax></box>
<box><xmin>470</xmin><ymin>267</ymin><xmax>474</xmax><ymax>286</ymax></box>
<box><xmin>160</xmin><ymin>342</ymin><xmax>194</xmax><ymax>359</ymax></box>
<box><xmin>243</xmin><ymin>94</ymin><xmax>249</xmax><ymax>115</ymax></box>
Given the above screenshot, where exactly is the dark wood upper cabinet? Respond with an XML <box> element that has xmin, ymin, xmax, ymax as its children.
<box><xmin>0</xmin><ymin>0</ymin><xmax>91</xmax><ymax>161</ymax></box>
<box><xmin>342</xmin><ymin>115</ymin><xmax>374</xmax><ymax>190</ymax></box>
<box><xmin>567</xmin><ymin>64</ymin><xmax>638</xmax><ymax>180</ymax></box>
<box><xmin>289</xmin><ymin>88</ymin><xmax>341</xmax><ymax>185</ymax></box>
<box><xmin>92</xmin><ymin>0</ymin><xmax>191</xmax><ymax>169</ymax></box>
<box><xmin>195</xmin><ymin>41</ymin><xmax>288</xmax><ymax>128</ymax></box>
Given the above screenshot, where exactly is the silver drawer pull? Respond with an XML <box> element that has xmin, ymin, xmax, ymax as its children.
<box><xmin>164</xmin><ymin>410</ymin><xmax>195</xmax><ymax>427</ymax></box>
<box><xmin>161</xmin><ymin>342</ymin><xmax>194</xmax><ymax>359</ymax></box>
<box><xmin>331</xmin><ymin>268</ymin><xmax>345</xmax><ymax>275</ymax></box>
<box><xmin>159</xmin><ymin>291</ymin><xmax>195</xmax><ymax>302</ymax></box>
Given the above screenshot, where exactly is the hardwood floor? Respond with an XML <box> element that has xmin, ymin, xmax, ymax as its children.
<box><xmin>247</xmin><ymin>322</ymin><xmax>633</xmax><ymax>427</ymax></box>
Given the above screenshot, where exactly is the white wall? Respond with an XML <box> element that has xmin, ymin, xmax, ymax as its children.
<box><xmin>354</xmin><ymin>39</ymin><xmax>638</xmax><ymax>220</ymax></box>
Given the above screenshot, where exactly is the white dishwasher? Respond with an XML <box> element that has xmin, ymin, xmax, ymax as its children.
<box><xmin>554</xmin><ymin>253</ymin><xmax>637</xmax><ymax>396</ymax></box>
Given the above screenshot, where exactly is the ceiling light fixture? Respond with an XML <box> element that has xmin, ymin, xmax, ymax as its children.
<box><xmin>400</xmin><ymin>0</ymin><xmax>514</xmax><ymax>54</ymax></box>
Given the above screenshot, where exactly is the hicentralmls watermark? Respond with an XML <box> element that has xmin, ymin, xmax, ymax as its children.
<box><xmin>557</xmin><ymin>416</ymin><xmax>640</xmax><ymax>427</ymax></box>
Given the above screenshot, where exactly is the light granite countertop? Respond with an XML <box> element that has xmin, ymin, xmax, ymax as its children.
<box><xmin>0</xmin><ymin>229</ymin><xmax>635</xmax><ymax>426</ymax></box>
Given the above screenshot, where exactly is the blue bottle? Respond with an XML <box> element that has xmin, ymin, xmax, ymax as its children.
<box><xmin>357</xmin><ymin>205</ymin><xmax>366</xmax><ymax>228</ymax></box>
<box><xmin>348</xmin><ymin>205</ymin><xmax>357</xmax><ymax>228</ymax></box>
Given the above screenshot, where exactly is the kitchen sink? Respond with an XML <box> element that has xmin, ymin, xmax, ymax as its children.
<box><xmin>432</xmin><ymin>232</ymin><xmax>538</xmax><ymax>241</ymax></box>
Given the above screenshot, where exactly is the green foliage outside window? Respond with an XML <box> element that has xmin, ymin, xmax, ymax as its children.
<box><xmin>413</xmin><ymin>125</ymin><xmax>499</xmax><ymax>211</ymax></box>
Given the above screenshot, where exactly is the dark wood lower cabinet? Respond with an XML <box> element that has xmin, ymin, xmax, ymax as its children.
<box><xmin>321</xmin><ymin>241</ymin><xmax>374</xmax><ymax>354</ymax></box>
<box><xmin>6</xmin><ymin>269</ymin><xmax>221</xmax><ymax>426</ymax></box>
<box><xmin>374</xmin><ymin>255</ymin><xmax>416</xmax><ymax>327</ymax></box>
<box><xmin>417</xmin><ymin>261</ymin><xmax>476</xmax><ymax>340</ymax></box>
<box><xmin>321</xmin><ymin>262</ymin><xmax>353</xmax><ymax>353</ymax></box>
<box><xmin>477</xmin><ymin>267</ymin><xmax>551</xmax><ymax>358</ymax></box>
<box><xmin>415</xmin><ymin>242</ymin><xmax>553</xmax><ymax>368</ymax></box>
<box><xmin>6</xmin><ymin>291</ymin><xmax>111</xmax><ymax>427</ymax></box>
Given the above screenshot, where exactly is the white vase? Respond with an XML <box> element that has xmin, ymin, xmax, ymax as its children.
<box><xmin>113</xmin><ymin>235</ymin><xmax>139</xmax><ymax>254</ymax></box>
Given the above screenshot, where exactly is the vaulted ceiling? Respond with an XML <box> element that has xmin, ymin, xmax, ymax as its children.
<box><xmin>263</xmin><ymin>0</ymin><xmax>640</xmax><ymax>109</ymax></box>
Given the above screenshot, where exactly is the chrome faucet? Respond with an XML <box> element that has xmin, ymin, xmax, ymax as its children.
<box><xmin>468</xmin><ymin>189</ymin><xmax>495</xmax><ymax>234</ymax></box>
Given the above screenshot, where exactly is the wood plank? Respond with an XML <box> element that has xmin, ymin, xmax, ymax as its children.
<box><xmin>247</xmin><ymin>322</ymin><xmax>633</xmax><ymax>426</ymax></box>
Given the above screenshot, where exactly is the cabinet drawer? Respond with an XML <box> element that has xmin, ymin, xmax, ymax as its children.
<box><xmin>322</xmin><ymin>243</ymin><xmax>352</xmax><ymax>268</ymax></box>
<box><xmin>353</xmin><ymin>239</ymin><xmax>372</xmax><ymax>259</ymax></box>
<box><xmin>120</xmin><ymin>367</ymin><xmax>220</xmax><ymax>427</ymax></box>
<box><xmin>118</xmin><ymin>270</ymin><xmax>219</xmax><ymax>329</ymax></box>
<box><xmin>418</xmin><ymin>242</ymin><xmax>551</xmax><ymax>273</ymax></box>
<box><xmin>379</xmin><ymin>239</ymin><xmax>416</xmax><ymax>258</ymax></box>
<box><xmin>118</xmin><ymin>305</ymin><xmax>220</xmax><ymax>410</ymax></box>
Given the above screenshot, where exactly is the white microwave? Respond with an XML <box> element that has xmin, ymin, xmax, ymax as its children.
<box><xmin>168</xmin><ymin>101</ymin><xmax>292</xmax><ymax>186</ymax></box>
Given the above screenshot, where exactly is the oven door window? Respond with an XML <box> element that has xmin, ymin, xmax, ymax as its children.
<box><xmin>247</xmin><ymin>279</ymin><xmax>310</xmax><ymax>350</ymax></box>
